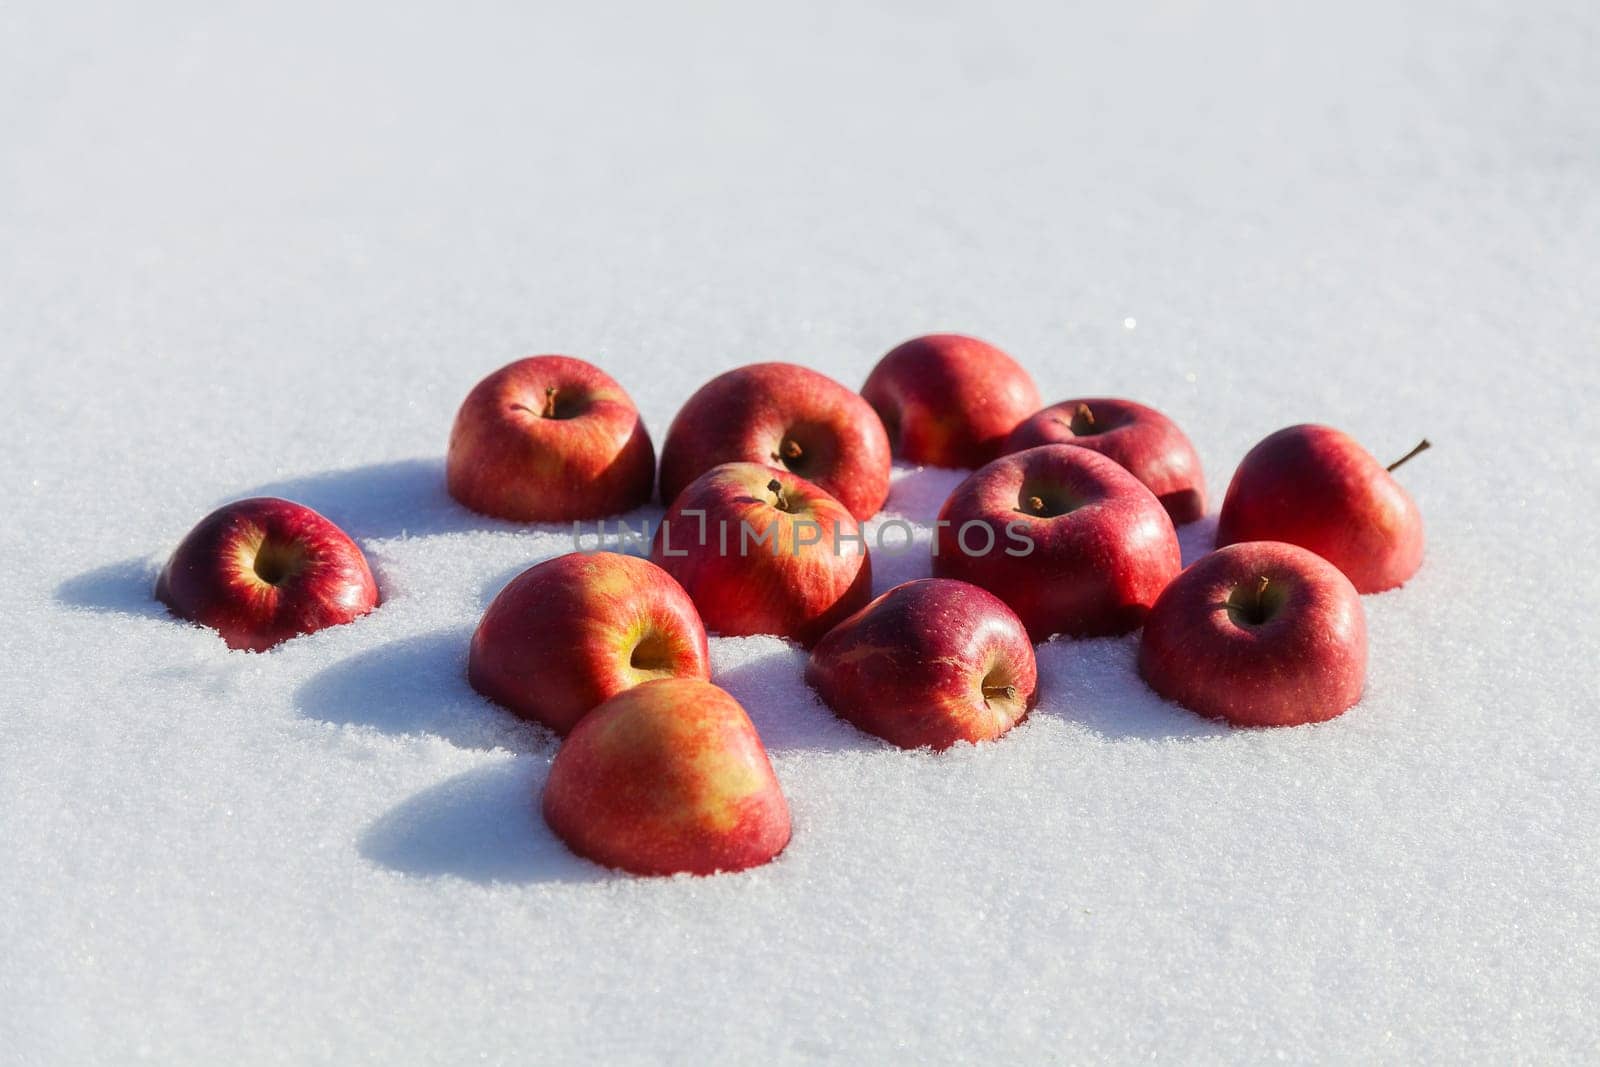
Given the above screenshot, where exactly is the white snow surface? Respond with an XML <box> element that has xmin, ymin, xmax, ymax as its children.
<box><xmin>3</xmin><ymin>1</ymin><xmax>1599</xmax><ymax>1063</ymax></box>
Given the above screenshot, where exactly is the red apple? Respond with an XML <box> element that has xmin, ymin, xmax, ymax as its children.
<box><xmin>1138</xmin><ymin>541</ymin><xmax>1367</xmax><ymax>726</ymax></box>
<box><xmin>155</xmin><ymin>496</ymin><xmax>380</xmax><ymax>652</ymax></box>
<box><xmin>1215</xmin><ymin>424</ymin><xmax>1428</xmax><ymax>592</ymax></box>
<box><xmin>1004</xmin><ymin>397</ymin><xmax>1206</xmax><ymax>524</ymax></box>
<box><xmin>933</xmin><ymin>445</ymin><xmax>1180</xmax><ymax>641</ymax></box>
<box><xmin>447</xmin><ymin>355</ymin><xmax>655</xmax><ymax>522</ymax></box>
<box><xmin>469</xmin><ymin>552</ymin><xmax>710</xmax><ymax>735</ymax></box>
<box><xmin>861</xmin><ymin>334</ymin><xmax>1041</xmax><ymax>469</ymax></box>
<box><xmin>806</xmin><ymin>578</ymin><xmax>1036</xmax><ymax>750</ymax></box>
<box><xmin>541</xmin><ymin>678</ymin><xmax>791</xmax><ymax>876</ymax></box>
<box><xmin>657</xmin><ymin>362</ymin><xmax>890</xmax><ymax>521</ymax></box>
<box><xmin>649</xmin><ymin>462</ymin><xmax>872</xmax><ymax>646</ymax></box>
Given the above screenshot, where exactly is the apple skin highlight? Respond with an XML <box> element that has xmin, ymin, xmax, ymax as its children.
<box><xmin>155</xmin><ymin>496</ymin><xmax>380</xmax><ymax>652</ymax></box>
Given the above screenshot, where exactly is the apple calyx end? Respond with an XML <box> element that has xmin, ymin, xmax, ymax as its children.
<box><xmin>981</xmin><ymin>683</ymin><xmax>1018</xmax><ymax>704</ymax></box>
<box><xmin>250</xmin><ymin>537</ymin><xmax>309</xmax><ymax>587</ymax></box>
<box><xmin>628</xmin><ymin>630</ymin><xmax>676</xmax><ymax>674</ymax></box>
<box><xmin>1386</xmin><ymin>438</ymin><xmax>1432</xmax><ymax>473</ymax></box>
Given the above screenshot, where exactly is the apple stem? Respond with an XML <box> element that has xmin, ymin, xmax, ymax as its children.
<box><xmin>1386</xmin><ymin>438</ymin><xmax>1432</xmax><ymax>472</ymax></box>
<box><xmin>1071</xmin><ymin>402</ymin><xmax>1096</xmax><ymax>435</ymax></box>
<box><xmin>766</xmin><ymin>478</ymin><xmax>790</xmax><ymax>512</ymax></box>
<box><xmin>982</xmin><ymin>684</ymin><xmax>1018</xmax><ymax>703</ymax></box>
<box><xmin>1026</xmin><ymin>495</ymin><xmax>1045</xmax><ymax>514</ymax></box>
<box><xmin>541</xmin><ymin>386</ymin><xmax>558</xmax><ymax>419</ymax></box>
<box><xmin>780</xmin><ymin>438</ymin><xmax>803</xmax><ymax>463</ymax></box>
<box><xmin>1234</xmin><ymin>575</ymin><xmax>1271</xmax><ymax>624</ymax></box>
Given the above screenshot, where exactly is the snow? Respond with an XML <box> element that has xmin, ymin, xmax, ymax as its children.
<box><xmin>3</xmin><ymin>1</ymin><xmax>1599</xmax><ymax>1062</ymax></box>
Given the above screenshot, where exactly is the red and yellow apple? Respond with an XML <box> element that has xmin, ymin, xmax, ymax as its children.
<box><xmin>447</xmin><ymin>355</ymin><xmax>655</xmax><ymax>522</ymax></box>
<box><xmin>933</xmin><ymin>445</ymin><xmax>1180</xmax><ymax>641</ymax></box>
<box><xmin>657</xmin><ymin>362</ymin><xmax>891</xmax><ymax>520</ymax></box>
<box><xmin>806</xmin><ymin>578</ymin><xmax>1036</xmax><ymax>750</ymax></box>
<box><xmin>649</xmin><ymin>462</ymin><xmax>872</xmax><ymax>646</ymax></box>
<box><xmin>155</xmin><ymin>496</ymin><xmax>380</xmax><ymax>651</ymax></box>
<box><xmin>469</xmin><ymin>552</ymin><xmax>710</xmax><ymax>735</ymax></box>
<box><xmin>541</xmin><ymin>678</ymin><xmax>791</xmax><ymax>876</ymax></box>
<box><xmin>861</xmin><ymin>334</ymin><xmax>1041</xmax><ymax>469</ymax></box>
<box><xmin>1138</xmin><ymin>541</ymin><xmax>1367</xmax><ymax>727</ymax></box>
<box><xmin>1005</xmin><ymin>397</ymin><xmax>1206</xmax><ymax>524</ymax></box>
<box><xmin>1215</xmin><ymin>424</ymin><xmax>1427</xmax><ymax>592</ymax></box>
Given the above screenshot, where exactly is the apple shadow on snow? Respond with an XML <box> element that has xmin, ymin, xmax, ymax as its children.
<box><xmin>478</xmin><ymin>562</ymin><xmax>538</xmax><ymax>607</ymax></box>
<box><xmin>293</xmin><ymin>626</ymin><xmax>548</xmax><ymax>753</ymax></box>
<box><xmin>225</xmin><ymin>458</ymin><xmax>487</xmax><ymax>540</ymax></box>
<box><xmin>1177</xmin><ymin>514</ymin><xmax>1220</xmax><ymax>568</ymax></box>
<box><xmin>713</xmin><ymin>630</ymin><xmax>1225</xmax><ymax>748</ymax></box>
<box><xmin>1030</xmin><ymin>634</ymin><xmax>1230</xmax><ymax>741</ymax></box>
<box><xmin>233</xmin><ymin>457</ymin><xmax>671</xmax><ymax>545</ymax></box>
<box><xmin>235</xmin><ymin>457</ymin><xmax>965</xmax><ymax>543</ymax></box>
<box><xmin>230</xmin><ymin>457</ymin><xmax>668</xmax><ymax>543</ymax></box>
<box><xmin>710</xmin><ymin>640</ymin><xmax>882</xmax><ymax>754</ymax></box>
<box><xmin>359</xmin><ymin>756</ymin><xmax>610</xmax><ymax>885</ymax></box>
<box><xmin>53</xmin><ymin>556</ymin><xmax>170</xmax><ymax>619</ymax></box>
<box><xmin>882</xmin><ymin>465</ymin><xmax>968</xmax><ymax>524</ymax></box>
<box><xmin>476</xmin><ymin>517</ymin><xmax>661</xmax><ymax>607</ymax></box>
<box><xmin>864</xmin><ymin>533</ymin><xmax>935</xmax><ymax>596</ymax></box>
<box><xmin>356</xmin><ymin>637</ymin><xmax>877</xmax><ymax>886</ymax></box>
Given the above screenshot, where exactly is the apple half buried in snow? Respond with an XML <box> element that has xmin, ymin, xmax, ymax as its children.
<box><xmin>806</xmin><ymin>578</ymin><xmax>1037</xmax><ymax>751</ymax></box>
<box><xmin>1138</xmin><ymin>541</ymin><xmax>1367</xmax><ymax>727</ymax></box>
<box><xmin>155</xmin><ymin>496</ymin><xmax>380</xmax><ymax>652</ymax></box>
<box><xmin>649</xmin><ymin>462</ymin><xmax>872</xmax><ymax>647</ymax></box>
<box><xmin>1004</xmin><ymin>397</ymin><xmax>1206</xmax><ymax>524</ymax></box>
<box><xmin>446</xmin><ymin>355</ymin><xmax>655</xmax><ymax>523</ymax></box>
<box><xmin>541</xmin><ymin>678</ymin><xmax>791</xmax><ymax>876</ymax></box>
<box><xmin>469</xmin><ymin>552</ymin><xmax>711</xmax><ymax>735</ymax></box>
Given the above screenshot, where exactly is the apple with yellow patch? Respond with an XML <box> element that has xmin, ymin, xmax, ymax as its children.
<box><xmin>541</xmin><ymin>678</ymin><xmax>791</xmax><ymax>876</ymax></box>
<box><xmin>470</xmin><ymin>552</ymin><xmax>711</xmax><ymax>735</ymax></box>
<box><xmin>155</xmin><ymin>496</ymin><xmax>380</xmax><ymax>651</ymax></box>
<box><xmin>806</xmin><ymin>578</ymin><xmax>1037</xmax><ymax>750</ymax></box>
